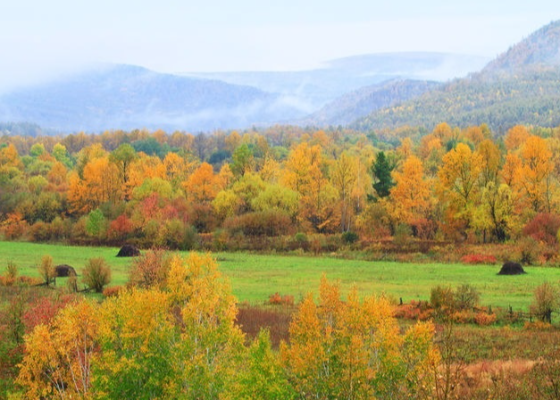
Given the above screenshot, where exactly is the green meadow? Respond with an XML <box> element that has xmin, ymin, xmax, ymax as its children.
<box><xmin>0</xmin><ymin>241</ymin><xmax>558</xmax><ymax>311</ymax></box>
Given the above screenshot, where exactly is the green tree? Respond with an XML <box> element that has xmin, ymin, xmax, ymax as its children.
<box><xmin>86</xmin><ymin>208</ymin><xmax>106</xmax><ymax>239</ymax></box>
<box><xmin>231</xmin><ymin>143</ymin><xmax>254</xmax><ymax>177</ymax></box>
<box><xmin>371</xmin><ymin>151</ymin><xmax>395</xmax><ymax>200</ymax></box>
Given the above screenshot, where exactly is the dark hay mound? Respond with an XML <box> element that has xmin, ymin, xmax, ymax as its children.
<box><xmin>498</xmin><ymin>261</ymin><xmax>526</xmax><ymax>275</ymax></box>
<box><xmin>117</xmin><ymin>245</ymin><xmax>141</xmax><ymax>257</ymax></box>
<box><xmin>55</xmin><ymin>264</ymin><xmax>77</xmax><ymax>277</ymax></box>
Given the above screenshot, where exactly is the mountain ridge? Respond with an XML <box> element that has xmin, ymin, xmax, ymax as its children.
<box><xmin>351</xmin><ymin>20</ymin><xmax>560</xmax><ymax>132</ymax></box>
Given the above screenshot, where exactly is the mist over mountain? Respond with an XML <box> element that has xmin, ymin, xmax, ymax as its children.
<box><xmin>352</xmin><ymin>20</ymin><xmax>560</xmax><ymax>132</ymax></box>
<box><xmin>300</xmin><ymin>79</ymin><xmax>441</xmax><ymax>127</ymax></box>
<box><xmin>187</xmin><ymin>52</ymin><xmax>488</xmax><ymax>111</ymax></box>
<box><xmin>0</xmin><ymin>65</ymin><xmax>305</xmax><ymax>133</ymax></box>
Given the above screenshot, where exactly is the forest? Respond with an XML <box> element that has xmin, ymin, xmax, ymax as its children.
<box><xmin>2</xmin><ymin>122</ymin><xmax>560</xmax><ymax>263</ymax></box>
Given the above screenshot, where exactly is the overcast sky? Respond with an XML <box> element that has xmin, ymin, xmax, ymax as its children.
<box><xmin>0</xmin><ymin>0</ymin><xmax>559</xmax><ymax>91</ymax></box>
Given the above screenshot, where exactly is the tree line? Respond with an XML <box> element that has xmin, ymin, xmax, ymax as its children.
<box><xmin>2</xmin><ymin>123</ymin><xmax>560</xmax><ymax>252</ymax></box>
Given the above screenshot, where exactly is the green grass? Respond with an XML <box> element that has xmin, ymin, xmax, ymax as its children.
<box><xmin>0</xmin><ymin>241</ymin><xmax>558</xmax><ymax>311</ymax></box>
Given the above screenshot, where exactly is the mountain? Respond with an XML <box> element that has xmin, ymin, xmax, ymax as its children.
<box><xmin>482</xmin><ymin>20</ymin><xmax>560</xmax><ymax>74</ymax></box>
<box><xmin>352</xmin><ymin>20</ymin><xmax>560</xmax><ymax>133</ymax></box>
<box><xmin>0</xmin><ymin>65</ymin><xmax>306</xmax><ymax>133</ymax></box>
<box><xmin>300</xmin><ymin>79</ymin><xmax>441</xmax><ymax>127</ymax></box>
<box><xmin>185</xmin><ymin>52</ymin><xmax>488</xmax><ymax>111</ymax></box>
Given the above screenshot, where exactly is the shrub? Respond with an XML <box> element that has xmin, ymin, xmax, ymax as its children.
<box><xmin>224</xmin><ymin>210</ymin><xmax>295</xmax><ymax>237</ymax></box>
<box><xmin>0</xmin><ymin>262</ymin><xmax>18</xmax><ymax>287</ymax></box>
<box><xmin>460</xmin><ymin>254</ymin><xmax>497</xmax><ymax>265</ymax></box>
<box><xmin>294</xmin><ymin>232</ymin><xmax>308</xmax><ymax>244</ymax></box>
<box><xmin>393</xmin><ymin>223</ymin><xmax>413</xmax><ymax>249</ymax></box>
<box><xmin>451</xmin><ymin>310</ymin><xmax>473</xmax><ymax>324</ymax></box>
<box><xmin>430</xmin><ymin>285</ymin><xmax>455</xmax><ymax>312</ymax></box>
<box><xmin>516</xmin><ymin>237</ymin><xmax>540</xmax><ymax>265</ymax></box>
<box><xmin>82</xmin><ymin>258</ymin><xmax>112</xmax><ymax>293</ymax></box>
<box><xmin>530</xmin><ymin>282</ymin><xmax>559</xmax><ymax>323</ymax></box>
<box><xmin>341</xmin><ymin>231</ymin><xmax>359</xmax><ymax>244</ymax></box>
<box><xmin>474</xmin><ymin>312</ymin><xmax>497</xmax><ymax>326</ymax></box>
<box><xmin>523</xmin><ymin>213</ymin><xmax>560</xmax><ymax>245</ymax></box>
<box><xmin>524</xmin><ymin>320</ymin><xmax>553</xmax><ymax>331</ymax></box>
<box><xmin>108</xmin><ymin>214</ymin><xmax>134</xmax><ymax>240</ymax></box>
<box><xmin>455</xmin><ymin>284</ymin><xmax>480</xmax><ymax>310</ymax></box>
<box><xmin>128</xmin><ymin>249</ymin><xmax>172</xmax><ymax>289</ymax></box>
<box><xmin>103</xmin><ymin>286</ymin><xmax>124</xmax><ymax>298</ymax></box>
<box><xmin>268</xmin><ymin>292</ymin><xmax>295</xmax><ymax>306</ymax></box>
<box><xmin>38</xmin><ymin>255</ymin><xmax>56</xmax><ymax>286</ymax></box>
<box><xmin>66</xmin><ymin>275</ymin><xmax>78</xmax><ymax>293</ymax></box>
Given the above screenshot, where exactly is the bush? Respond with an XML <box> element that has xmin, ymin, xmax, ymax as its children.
<box><xmin>224</xmin><ymin>210</ymin><xmax>295</xmax><ymax>237</ymax></box>
<box><xmin>530</xmin><ymin>282</ymin><xmax>559</xmax><ymax>323</ymax></box>
<box><xmin>523</xmin><ymin>213</ymin><xmax>560</xmax><ymax>245</ymax></box>
<box><xmin>82</xmin><ymin>258</ymin><xmax>112</xmax><ymax>293</ymax></box>
<box><xmin>393</xmin><ymin>223</ymin><xmax>413</xmax><ymax>249</ymax></box>
<box><xmin>474</xmin><ymin>312</ymin><xmax>497</xmax><ymax>326</ymax></box>
<box><xmin>516</xmin><ymin>237</ymin><xmax>540</xmax><ymax>265</ymax></box>
<box><xmin>430</xmin><ymin>285</ymin><xmax>455</xmax><ymax>312</ymax></box>
<box><xmin>268</xmin><ymin>292</ymin><xmax>295</xmax><ymax>306</ymax></box>
<box><xmin>460</xmin><ymin>254</ymin><xmax>497</xmax><ymax>265</ymax></box>
<box><xmin>38</xmin><ymin>255</ymin><xmax>56</xmax><ymax>286</ymax></box>
<box><xmin>128</xmin><ymin>249</ymin><xmax>172</xmax><ymax>289</ymax></box>
<box><xmin>455</xmin><ymin>284</ymin><xmax>480</xmax><ymax>310</ymax></box>
<box><xmin>341</xmin><ymin>231</ymin><xmax>359</xmax><ymax>244</ymax></box>
<box><xmin>103</xmin><ymin>286</ymin><xmax>124</xmax><ymax>298</ymax></box>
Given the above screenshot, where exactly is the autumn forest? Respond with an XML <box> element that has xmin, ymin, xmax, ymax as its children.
<box><xmin>1</xmin><ymin>123</ymin><xmax>560</xmax><ymax>255</ymax></box>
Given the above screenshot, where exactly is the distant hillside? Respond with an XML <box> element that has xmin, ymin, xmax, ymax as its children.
<box><xmin>0</xmin><ymin>122</ymin><xmax>52</xmax><ymax>137</ymax></box>
<box><xmin>483</xmin><ymin>20</ymin><xmax>560</xmax><ymax>74</ymax></box>
<box><xmin>300</xmin><ymin>79</ymin><xmax>440</xmax><ymax>127</ymax></box>
<box><xmin>352</xmin><ymin>20</ymin><xmax>560</xmax><ymax>133</ymax></box>
<box><xmin>0</xmin><ymin>65</ymin><xmax>305</xmax><ymax>133</ymax></box>
<box><xmin>186</xmin><ymin>52</ymin><xmax>488</xmax><ymax>110</ymax></box>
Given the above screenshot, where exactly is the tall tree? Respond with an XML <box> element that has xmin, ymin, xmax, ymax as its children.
<box><xmin>109</xmin><ymin>143</ymin><xmax>137</xmax><ymax>201</ymax></box>
<box><xmin>371</xmin><ymin>151</ymin><xmax>395</xmax><ymax>200</ymax></box>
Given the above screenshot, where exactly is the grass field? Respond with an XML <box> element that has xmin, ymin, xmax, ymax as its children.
<box><xmin>1</xmin><ymin>241</ymin><xmax>558</xmax><ymax>310</ymax></box>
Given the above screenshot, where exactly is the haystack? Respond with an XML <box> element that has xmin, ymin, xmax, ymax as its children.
<box><xmin>117</xmin><ymin>244</ymin><xmax>141</xmax><ymax>257</ymax></box>
<box><xmin>55</xmin><ymin>264</ymin><xmax>77</xmax><ymax>277</ymax></box>
<box><xmin>498</xmin><ymin>261</ymin><xmax>526</xmax><ymax>275</ymax></box>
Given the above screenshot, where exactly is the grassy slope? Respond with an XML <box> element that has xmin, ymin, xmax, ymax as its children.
<box><xmin>0</xmin><ymin>241</ymin><xmax>556</xmax><ymax>310</ymax></box>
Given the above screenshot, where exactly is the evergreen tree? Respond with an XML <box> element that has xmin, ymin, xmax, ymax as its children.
<box><xmin>371</xmin><ymin>151</ymin><xmax>395</xmax><ymax>199</ymax></box>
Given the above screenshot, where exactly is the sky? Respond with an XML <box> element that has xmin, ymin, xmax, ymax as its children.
<box><xmin>1</xmin><ymin>0</ymin><xmax>559</xmax><ymax>91</ymax></box>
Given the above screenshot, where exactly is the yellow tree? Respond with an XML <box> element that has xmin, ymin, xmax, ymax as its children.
<box><xmin>17</xmin><ymin>300</ymin><xmax>100</xmax><ymax>399</ymax></box>
<box><xmin>476</xmin><ymin>139</ymin><xmax>501</xmax><ymax>186</ymax></box>
<box><xmin>67</xmin><ymin>156</ymin><xmax>121</xmax><ymax>214</ymax></box>
<box><xmin>183</xmin><ymin>162</ymin><xmax>221</xmax><ymax>204</ymax></box>
<box><xmin>330</xmin><ymin>152</ymin><xmax>357</xmax><ymax>231</ymax></box>
<box><xmin>504</xmin><ymin>125</ymin><xmax>531</xmax><ymax>152</ymax></box>
<box><xmin>517</xmin><ymin>135</ymin><xmax>554</xmax><ymax>212</ymax></box>
<box><xmin>283</xmin><ymin>142</ymin><xmax>339</xmax><ymax>232</ymax></box>
<box><xmin>0</xmin><ymin>143</ymin><xmax>23</xmax><ymax>169</ymax></box>
<box><xmin>281</xmin><ymin>276</ymin><xmax>437</xmax><ymax>399</ymax></box>
<box><xmin>389</xmin><ymin>155</ymin><xmax>431</xmax><ymax>226</ymax></box>
<box><xmin>128</xmin><ymin>153</ymin><xmax>166</xmax><ymax>189</ymax></box>
<box><xmin>94</xmin><ymin>288</ymin><xmax>176</xmax><ymax>398</ymax></box>
<box><xmin>165</xmin><ymin>253</ymin><xmax>245</xmax><ymax>399</ymax></box>
<box><xmin>438</xmin><ymin>143</ymin><xmax>482</xmax><ymax>232</ymax></box>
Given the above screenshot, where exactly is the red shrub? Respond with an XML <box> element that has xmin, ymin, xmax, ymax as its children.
<box><xmin>108</xmin><ymin>214</ymin><xmax>134</xmax><ymax>240</ymax></box>
<box><xmin>22</xmin><ymin>294</ymin><xmax>75</xmax><ymax>333</ymax></box>
<box><xmin>523</xmin><ymin>213</ymin><xmax>560</xmax><ymax>245</ymax></box>
<box><xmin>461</xmin><ymin>254</ymin><xmax>497</xmax><ymax>265</ymax></box>
<box><xmin>103</xmin><ymin>285</ymin><xmax>124</xmax><ymax>298</ymax></box>
<box><xmin>474</xmin><ymin>312</ymin><xmax>497</xmax><ymax>326</ymax></box>
<box><xmin>269</xmin><ymin>292</ymin><xmax>295</xmax><ymax>306</ymax></box>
